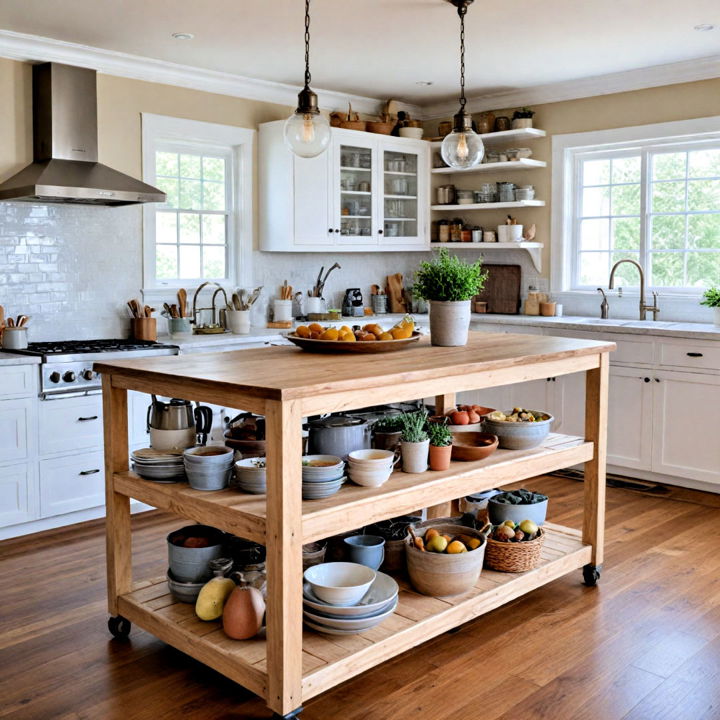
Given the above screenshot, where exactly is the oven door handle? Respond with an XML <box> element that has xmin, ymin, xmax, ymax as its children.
<box><xmin>79</xmin><ymin>469</ymin><xmax>100</xmax><ymax>476</ymax></box>
<box><xmin>78</xmin><ymin>415</ymin><xmax>99</xmax><ymax>422</ymax></box>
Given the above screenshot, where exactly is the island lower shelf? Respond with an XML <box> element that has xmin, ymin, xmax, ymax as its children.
<box><xmin>114</xmin><ymin>434</ymin><xmax>593</xmax><ymax>544</ymax></box>
<box><xmin>118</xmin><ymin>523</ymin><xmax>590</xmax><ymax>704</ymax></box>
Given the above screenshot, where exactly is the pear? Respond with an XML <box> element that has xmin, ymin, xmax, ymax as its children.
<box><xmin>426</xmin><ymin>535</ymin><xmax>448</xmax><ymax>553</ymax></box>
<box><xmin>519</xmin><ymin>519</ymin><xmax>538</xmax><ymax>535</ymax></box>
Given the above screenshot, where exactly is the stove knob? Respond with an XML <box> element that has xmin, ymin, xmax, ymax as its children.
<box><xmin>49</xmin><ymin>371</ymin><xmax>61</xmax><ymax>383</ymax></box>
<box><xmin>82</xmin><ymin>370</ymin><xmax>95</xmax><ymax>381</ymax></box>
<box><xmin>63</xmin><ymin>371</ymin><xmax>76</xmax><ymax>383</ymax></box>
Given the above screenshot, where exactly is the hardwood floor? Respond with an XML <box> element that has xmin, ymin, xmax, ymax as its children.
<box><xmin>1</xmin><ymin>475</ymin><xmax>719</xmax><ymax>719</ymax></box>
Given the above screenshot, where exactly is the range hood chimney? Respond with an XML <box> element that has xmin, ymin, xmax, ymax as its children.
<box><xmin>0</xmin><ymin>63</ymin><xmax>165</xmax><ymax>206</ymax></box>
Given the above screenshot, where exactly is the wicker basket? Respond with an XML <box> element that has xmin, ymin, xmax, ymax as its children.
<box><xmin>340</xmin><ymin>120</ymin><xmax>367</xmax><ymax>131</ymax></box>
<box><xmin>367</xmin><ymin>121</ymin><xmax>394</xmax><ymax>135</ymax></box>
<box><xmin>484</xmin><ymin>528</ymin><xmax>544</xmax><ymax>573</ymax></box>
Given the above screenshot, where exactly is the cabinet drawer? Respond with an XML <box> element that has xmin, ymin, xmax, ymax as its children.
<box><xmin>659</xmin><ymin>342</ymin><xmax>720</xmax><ymax>371</ymax></box>
<box><xmin>39</xmin><ymin>395</ymin><xmax>103</xmax><ymax>456</ymax></box>
<box><xmin>0</xmin><ymin>462</ymin><xmax>38</xmax><ymax>527</ymax></box>
<box><xmin>0</xmin><ymin>398</ymin><xmax>33</xmax><ymax>464</ymax></box>
<box><xmin>0</xmin><ymin>364</ymin><xmax>37</xmax><ymax>399</ymax></box>
<box><xmin>40</xmin><ymin>451</ymin><xmax>105</xmax><ymax>517</ymax></box>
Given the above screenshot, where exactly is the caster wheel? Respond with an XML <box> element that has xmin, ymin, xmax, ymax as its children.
<box><xmin>108</xmin><ymin>615</ymin><xmax>131</xmax><ymax>639</ymax></box>
<box><xmin>272</xmin><ymin>707</ymin><xmax>303</xmax><ymax>719</ymax></box>
<box><xmin>583</xmin><ymin>564</ymin><xmax>601</xmax><ymax>587</ymax></box>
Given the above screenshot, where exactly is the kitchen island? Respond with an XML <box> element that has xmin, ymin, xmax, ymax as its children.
<box><xmin>95</xmin><ymin>331</ymin><xmax>614</xmax><ymax>719</ymax></box>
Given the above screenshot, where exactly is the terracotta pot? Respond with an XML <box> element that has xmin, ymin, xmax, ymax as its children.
<box><xmin>429</xmin><ymin>444</ymin><xmax>452</xmax><ymax>471</ymax></box>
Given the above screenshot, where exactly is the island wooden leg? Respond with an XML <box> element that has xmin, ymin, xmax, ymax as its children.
<box><xmin>427</xmin><ymin>393</ymin><xmax>457</xmax><ymax>519</ymax></box>
<box><xmin>583</xmin><ymin>353</ymin><xmax>609</xmax><ymax>585</ymax></box>
<box><xmin>102</xmin><ymin>376</ymin><xmax>131</xmax><ymax>617</ymax></box>
<box><xmin>265</xmin><ymin>399</ymin><xmax>304</xmax><ymax>716</ymax></box>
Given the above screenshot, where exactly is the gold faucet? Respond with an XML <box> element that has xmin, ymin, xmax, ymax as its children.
<box><xmin>192</xmin><ymin>281</ymin><xmax>229</xmax><ymax>332</ymax></box>
<box><xmin>608</xmin><ymin>259</ymin><xmax>659</xmax><ymax>321</ymax></box>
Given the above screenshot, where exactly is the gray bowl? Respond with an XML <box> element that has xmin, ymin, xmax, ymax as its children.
<box><xmin>302</xmin><ymin>476</ymin><xmax>345</xmax><ymax>500</ymax></box>
<box><xmin>185</xmin><ymin>463</ymin><xmax>232</xmax><ymax>491</ymax></box>
<box><xmin>488</xmin><ymin>496</ymin><xmax>548</xmax><ymax>526</ymax></box>
<box><xmin>482</xmin><ymin>412</ymin><xmax>553</xmax><ymax>450</ymax></box>
<box><xmin>167</xmin><ymin>524</ymin><xmax>224</xmax><ymax>582</ymax></box>
<box><xmin>166</xmin><ymin>569</ymin><xmax>205</xmax><ymax>603</ymax></box>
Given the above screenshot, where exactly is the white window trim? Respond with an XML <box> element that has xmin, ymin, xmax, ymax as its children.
<box><xmin>551</xmin><ymin>115</ymin><xmax>720</xmax><ymax>299</ymax></box>
<box><xmin>141</xmin><ymin>113</ymin><xmax>255</xmax><ymax>295</ymax></box>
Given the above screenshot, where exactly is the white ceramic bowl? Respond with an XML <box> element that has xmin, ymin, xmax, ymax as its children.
<box><xmin>347</xmin><ymin>466</ymin><xmax>393</xmax><ymax>488</ymax></box>
<box><xmin>347</xmin><ymin>449</ymin><xmax>395</xmax><ymax>465</ymax></box>
<box><xmin>399</xmin><ymin>127</ymin><xmax>424</xmax><ymax>139</ymax></box>
<box><xmin>302</xmin><ymin>571</ymin><xmax>399</xmax><ymax>616</ymax></box>
<box><xmin>304</xmin><ymin>562</ymin><xmax>376</xmax><ymax>606</ymax></box>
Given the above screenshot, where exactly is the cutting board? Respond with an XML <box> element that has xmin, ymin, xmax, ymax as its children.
<box><xmin>476</xmin><ymin>264</ymin><xmax>521</xmax><ymax>314</ymax></box>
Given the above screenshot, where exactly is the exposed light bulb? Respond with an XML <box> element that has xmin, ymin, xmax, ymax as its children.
<box><xmin>284</xmin><ymin>108</ymin><xmax>331</xmax><ymax>158</ymax></box>
<box><xmin>456</xmin><ymin>132</ymin><xmax>469</xmax><ymax>162</ymax></box>
<box><xmin>302</xmin><ymin>113</ymin><xmax>316</xmax><ymax>144</ymax></box>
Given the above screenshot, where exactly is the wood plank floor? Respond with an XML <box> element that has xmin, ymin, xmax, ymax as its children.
<box><xmin>1</xmin><ymin>475</ymin><xmax>719</xmax><ymax>719</ymax></box>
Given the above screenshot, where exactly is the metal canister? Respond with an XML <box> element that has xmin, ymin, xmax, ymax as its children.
<box><xmin>437</xmin><ymin>185</ymin><xmax>456</xmax><ymax>205</ymax></box>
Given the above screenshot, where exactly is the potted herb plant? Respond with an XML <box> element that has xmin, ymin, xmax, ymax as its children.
<box><xmin>373</xmin><ymin>415</ymin><xmax>404</xmax><ymax>451</ymax></box>
<box><xmin>700</xmin><ymin>287</ymin><xmax>720</xmax><ymax>327</ymax></box>
<box><xmin>427</xmin><ymin>421</ymin><xmax>453</xmax><ymax>471</ymax></box>
<box><xmin>413</xmin><ymin>248</ymin><xmax>488</xmax><ymax>347</ymax></box>
<box><xmin>399</xmin><ymin>410</ymin><xmax>429</xmax><ymax>474</ymax></box>
<box><xmin>512</xmin><ymin>107</ymin><xmax>535</xmax><ymax>129</ymax></box>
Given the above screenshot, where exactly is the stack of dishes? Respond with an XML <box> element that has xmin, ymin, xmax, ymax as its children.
<box><xmin>303</xmin><ymin>562</ymin><xmax>399</xmax><ymax>635</ymax></box>
<box><xmin>183</xmin><ymin>446</ymin><xmax>234</xmax><ymax>491</ymax></box>
<box><xmin>131</xmin><ymin>447</ymin><xmax>185</xmax><ymax>482</ymax></box>
<box><xmin>347</xmin><ymin>449</ymin><xmax>397</xmax><ymax>488</ymax></box>
<box><xmin>302</xmin><ymin>455</ymin><xmax>345</xmax><ymax>499</ymax></box>
<box><xmin>233</xmin><ymin>457</ymin><xmax>267</xmax><ymax>494</ymax></box>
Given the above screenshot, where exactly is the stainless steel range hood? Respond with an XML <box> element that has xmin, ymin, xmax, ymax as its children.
<box><xmin>0</xmin><ymin>63</ymin><xmax>165</xmax><ymax>206</ymax></box>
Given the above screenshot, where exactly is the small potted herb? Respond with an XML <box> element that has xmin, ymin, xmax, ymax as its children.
<box><xmin>399</xmin><ymin>410</ymin><xmax>429</xmax><ymax>474</ymax></box>
<box><xmin>413</xmin><ymin>248</ymin><xmax>488</xmax><ymax>347</ymax></box>
<box><xmin>373</xmin><ymin>415</ymin><xmax>404</xmax><ymax>451</ymax></box>
<box><xmin>700</xmin><ymin>287</ymin><xmax>720</xmax><ymax>327</ymax></box>
<box><xmin>512</xmin><ymin>107</ymin><xmax>535</xmax><ymax>129</ymax></box>
<box><xmin>427</xmin><ymin>421</ymin><xmax>453</xmax><ymax>471</ymax></box>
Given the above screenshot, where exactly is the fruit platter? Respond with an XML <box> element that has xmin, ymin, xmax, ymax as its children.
<box><xmin>286</xmin><ymin>316</ymin><xmax>421</xmax><ymax>353</ymax></box>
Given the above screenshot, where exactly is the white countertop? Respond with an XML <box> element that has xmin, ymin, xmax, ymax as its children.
<box><xmin>0</xmin><ymin>352</ymin><xmax>41</xmax><ymax>366</ymax></box>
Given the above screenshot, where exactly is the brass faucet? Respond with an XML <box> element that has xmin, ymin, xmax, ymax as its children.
<box><xmin>192</xmin><ymin>281</ymin><xmax>229</xmax><ymax>331</ymax></box>
<box><xmin>608</xmin><ymin>259</ymin><xmax>659</xmax><ymax>321</ymax></box>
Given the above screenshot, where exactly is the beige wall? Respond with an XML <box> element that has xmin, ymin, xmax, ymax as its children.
<box><xmin>429</xmin><ymin>77</ymin><xmax>720</xmax><ymax>281</ymax></box>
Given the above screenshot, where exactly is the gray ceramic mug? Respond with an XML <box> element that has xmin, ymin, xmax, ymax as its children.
<box><xmin>344</xmin><ymin>535</ymin><xmax>385</xmax><ymax>570</ymax></box>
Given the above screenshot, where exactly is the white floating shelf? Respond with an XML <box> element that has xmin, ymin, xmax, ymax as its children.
<box><xmin>430</xmin><ymin>128</ymin><xmax>546</xmax><ymax>149</ymax></box>
<box><xmin>341</xmin><ymin>190</ymin><xmax>371</xmax><ymax>195</ymax></box>
<box><xmin>384</xmin><ymin>194</ymin><xmax>417</xmax><ymax>200</ymax></box>
<box><xmin>432</xmin><ymin>159</ymin><xmax>546</xmax><ymax>175</ymax></box>
<box><xmin>431</xmin><ymin>200</ymin><xmax>545</xmax><ymax>211</ymax></box>
<box><xmin>430</xmin><ymin>241</ymin><xmax>544</xmax><ymax>272</ymax></box>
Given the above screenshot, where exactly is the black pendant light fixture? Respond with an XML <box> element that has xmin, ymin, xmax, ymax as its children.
<box><xmin>441</xmin><ymin>0</ymin><xmax>484</xmax><ymax>169</ymax></box>
<box><xmin>284</xmin><ymin>0</ymin><xmax>331</xmax><ymax>157</ymax></box>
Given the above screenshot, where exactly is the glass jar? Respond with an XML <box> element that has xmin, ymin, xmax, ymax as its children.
<box><xmin>438</xmin><ymin>219</ymin><xmax>450</xmax><ymax>243</ymax></box>
<box><xmin>449</xmin><ymin>218</ymin><xmax>463</xmax><ymax>242</ymax></box>
<box><xmin>461</xmin><ymin>226</ymin><xmax>473</xmax><ymax>243</ymax></box>
<box><xmin>497</xmin><ymin>182</ymin><xmax>516</xmax><ymax>203</ymax></box>
<box><xmin>514</xmin><ymin>185</ymin><xmax>535</xmax><ymax>201</ymax></box>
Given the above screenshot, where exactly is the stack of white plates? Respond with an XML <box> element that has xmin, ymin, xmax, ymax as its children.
<box><xmin>233</xmin><ymin>457</ymin><xmax>267</xmax><ymax>494</ymax></box>
<box><xmin>302</xmin><ymin>455</ymin><xmax>346</xmax><ymax>500</ymax></box>
<box><xmin>131</xmin><ymin>447</ymin><xmax>185</xmax><ymax>482</ymax></box>
<box><xmin>302</xmin><ymin>571</ymin><xmax>399</xmax><ymax>634</ymax></box>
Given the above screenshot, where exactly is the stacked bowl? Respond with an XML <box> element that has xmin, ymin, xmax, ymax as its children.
<box><xmin>131</xmin><ymin>447</ymin><xmax>185</xmax><ymax>482</ymax></box>
<box><xmin>347</xmin><ymin>449</ymin><xmax>397</xmax><ymax>488</ymax></box>
<box><xmin>302</xmin><ymin>455</ymin><xmax>345</xmax><ymax>499</ymax></box>
<box><xmin>233</xmin><ymin>457</ymin><xmax>267</xmax><ymax>494</ymax></box>
<box><xmin>303</xmin><ymin>562</ymin><xmax>399</xmax><ymax>634</ymax></box>
<box><xmin>183</xmin><ymin>446</ymin><xmax>234</xmax><ymax>491</ymax></box>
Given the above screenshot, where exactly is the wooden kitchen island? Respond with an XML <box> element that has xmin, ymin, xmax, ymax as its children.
<box><xmin>96</xmin><ymin>331</ymin><xmax>614</xmax><ymax>719</ymax></box>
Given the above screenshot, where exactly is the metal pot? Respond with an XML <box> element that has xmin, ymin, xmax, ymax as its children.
<box><xmin>147</xmin><ymin>395</ymin><xmax>214</xmax><ymax>445</ymax></box>
<box><xmin>307</xmin><ymin>415</ymin><xmax>371</xmax><ymax>458</ymax></box>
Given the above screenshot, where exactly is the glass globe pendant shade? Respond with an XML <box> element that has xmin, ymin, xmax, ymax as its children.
<box><xmin>441</xmin><ymin>114</ymin><xmax>484</xmax><ymax>169</ymax></box>
<box><xmin>284</xmin><ymin>108</ymin><xmax>331</xmax><ymax>158</ymax></box>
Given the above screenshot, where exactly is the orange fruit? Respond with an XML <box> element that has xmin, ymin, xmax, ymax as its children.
<box><xmin>378</xmin><ymin>332</ymin><xmax>393</xmax><ymax>341</ymax></box>
<box><xmin>295</xmin><ymin>325</ymin><xmax>311</xmax><ymax>338</ymax></box>
<box><xmin>358</xmin><ymin>332</ymin><xmax>376</xmax><ymax>341</ymax></box>
<box><xmin>363</xmin><ymin>323</ymin><xmax>383</xmax><ymax>337</ymax></box>
<box><xmin>425</xmin><ymin>528</ymin><xmax>440</xmax><ymax>541</ymax></box>
<box><xmin>340</xmin><ymin>325</ymin><xmax>352</xmax><ymax>335</ymax></box>
<box><xmin>340</xmin><ymin>331</ymin><xmax>356</xmax><ymax>342</ymax></box>
<box><xmin>308</xmin><ymin>323</ymin><xmax>323</xmax><ymax>333</ymax></box>
<box><xmin>309</xmin><ymin>331</ymin><xmax>322</xmax><ymax>339</ymax></box>
<box><xmin>319</xmin><ymin>328</ymin><xmax>339</xmax><ymax>341</ymax></box>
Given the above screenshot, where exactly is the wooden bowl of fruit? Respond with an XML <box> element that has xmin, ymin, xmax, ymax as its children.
<box><xmin>429</xmin><ymin>405</ymin><xmax>495</xmax><ymax>433</ymax></box>
<box><xmin>451</xmin><ymin>431</ymin><xmax>499</xmax><ymax>462</ymax></box>
<box><xmin>286</xmin><ymin>318</ymin><xmax>420</xmax><ymax>353</ymax></box>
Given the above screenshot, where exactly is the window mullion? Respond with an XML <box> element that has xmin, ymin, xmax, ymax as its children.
<box><xmin>640</xmin><ymin>148</ymin><xmax>650</xmax><ymax>284</ymax></box>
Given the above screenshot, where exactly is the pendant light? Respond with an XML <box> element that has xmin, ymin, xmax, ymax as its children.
<box><xmin>441</xmin><ymin>0</ymin><xmax>484</xmax><ymax>169</ymax></box>
<box><xmin>284</xmin><ymin>0</ymin><xmax>331</xmax><ymax>158</ymax></box>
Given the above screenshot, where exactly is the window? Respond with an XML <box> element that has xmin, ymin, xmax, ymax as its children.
<box><xmin>553</xmin><ymin>117</ymin><xmax>720</xmax><ymax>295</ymax></box>
<box><xmin>142</xmin><ymin>114</ymin><xmax>254</xmax><ymax>290</ymax></box>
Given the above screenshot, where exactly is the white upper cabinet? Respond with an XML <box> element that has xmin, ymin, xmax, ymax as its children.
<box><xmin>259</xmin><ymin>121</ymin><xmax>429</xmax><ymax>252</ymax></box>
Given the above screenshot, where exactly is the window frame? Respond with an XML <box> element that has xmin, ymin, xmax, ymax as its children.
<box><xmin>141</xmin><ymin>113</ymin><xmax>255</xmax><ymax>292</ymax></box>
<box><xmin>552</xmin><ymin>115</ymin><xmax>720</xmax><ymax>298</ymax></box>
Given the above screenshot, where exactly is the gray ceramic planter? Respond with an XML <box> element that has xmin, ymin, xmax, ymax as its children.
<box><xmin>429</xmin><ymin>300</ymin><xmax>471</xmax><ymax>346</ymax></box>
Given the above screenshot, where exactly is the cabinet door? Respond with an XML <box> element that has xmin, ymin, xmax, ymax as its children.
<box><xmin>379</xmin><ymin>138</ymin><xmax>428</xmax><ymax>247</ymax></box>
<box><xmin>651</xmin><ymin>371</ymin><xmax>720</xmax><ymax>485</ymax></box>
<box><xmin>39</xmin><ymin>394</ymin><xmax>103</xmax><ymax>456</ymax></box>
<box><xmin>0</xmin><ymin>463</ymin><xmax>38</xmax><ymax>527</ymax></box>
<box><xmin>293</xmin><ymin>150</ymin><xmax>334</xmax><ymax>246</ymax></box>
<box><xmin>0</xmin><ymin>365</ymin><xmax>37</xmax><ymax>399</ymax></box>
<box><xmin>606</xmin><ymin>367</ymin><xmax>653</xmax><ymax>471</ymax></box>
<box><xmin>0</xmin><ymin>398</ymin><xmax>33</xmax><ymax>464</ymax></box>
<box><xmin>40</xmin><ymin>451</ymin><xmax>105</xmax><ymax>517</ymax></box>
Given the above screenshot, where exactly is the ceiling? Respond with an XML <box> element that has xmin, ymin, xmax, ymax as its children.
<box><xmin>0</xmin><ymin>0</ymin><xmax>718</xmax><ymax>106</ymax></box>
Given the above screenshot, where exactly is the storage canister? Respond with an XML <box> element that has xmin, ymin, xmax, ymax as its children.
<box><xmin>438</xmin><ymin>219</ymin><xmax>450</xmax><ymax>243</ymax></box>
<box><xmin>497</xmin><ymin>182</ymin><xmax>516</xmax><ymax>203</ymax></box>
<box><xmin>515</xmin><ymin>185</ymin><xmax>535</xmax><ymax>201</ymax></box>
<box><xmin>471</xmin><ymin>226</ymin><xmax>483</xmax><ymax>243</ymax></box>
<box><xmin>449</xmin><ymin>218</ymin><xmax>463</xmax><ymax>242</ymax></box>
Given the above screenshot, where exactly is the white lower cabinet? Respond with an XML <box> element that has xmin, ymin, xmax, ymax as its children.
<box><xmin>40</xmin><ymin>451</ymin><xmax>105</xmax><ymax>517</ymax></box>
<box><xmin>39</xmin><ymin>394</ymin><xmax>103</xmax><ymax>456</ymax></box>
<box><xmin>651</xmin><ymin>370</ymin><xmax>720</xmax><ymax>484</ymax></box>
<box><xmin>0</xmin><ymin>463</ymin><xmax>37</xmax><ymax>526</ymax></box>
<box><xmin>0</xmin><ymin>397</ymin><xmax>33</xmax><ymax>464</ymax></box>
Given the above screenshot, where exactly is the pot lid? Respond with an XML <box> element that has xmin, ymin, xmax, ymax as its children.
<box><xmin>308</xmin><ymin>415</ymin><xmax>366</xmax><ymax>429</ymax></box>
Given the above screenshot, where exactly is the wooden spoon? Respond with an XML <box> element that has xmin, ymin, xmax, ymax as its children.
<box><xmin>177</xmin><ymin>288</ymin><xmax>187</xmax><ymax>318</ymax></box>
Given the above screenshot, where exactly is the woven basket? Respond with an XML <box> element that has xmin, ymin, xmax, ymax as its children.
<box><xmin>340</xmin><ymin>120</ymin><xmax>367</xmax><ymax>131</ymax></box>
<box><xmin>484</xmin><ymin>528</ymin><xmax>544</xmax><ymax>573</ymax></box>
<box><xmin>367</xmin><ymin>121</ymin><xmax>394</xmax><ymax>135</ymax></box>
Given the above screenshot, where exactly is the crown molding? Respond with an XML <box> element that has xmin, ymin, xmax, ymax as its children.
<box><xmin>422</xmin><ymin>54</ymin><xmax>720</xmax><ymax>119</ymax></box>
<box><xmin>0</xmin><ymin>29</ymin><xmax>423</xmax><ymax>117</ymax></box>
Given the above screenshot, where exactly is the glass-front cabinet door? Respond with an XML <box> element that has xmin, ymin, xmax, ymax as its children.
<box><xmin>380</xmin><ymin>142</ymin><xmax>426</xmax><ymax>245</ymax></box>
<box><xmin>332</xmin><ymin>134</ymin><xmax>378</xmax><ymax>246</ymax></box>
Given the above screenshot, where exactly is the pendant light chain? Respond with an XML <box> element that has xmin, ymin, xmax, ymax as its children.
<box><xmin>458</xmin><ymin>2</ymin><xmax>467</xmax><ymax>111</ymax></box>
<box><xmin>304</xmin><ymin>0</ymin><xmax>312</xmax><ymax>88</ymax></box>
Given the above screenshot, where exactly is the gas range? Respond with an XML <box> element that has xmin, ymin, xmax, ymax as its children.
<box><xmin>12</xmin><ymin>339</ymin><xmax>178</xmax><ymax>396</ymax></box>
